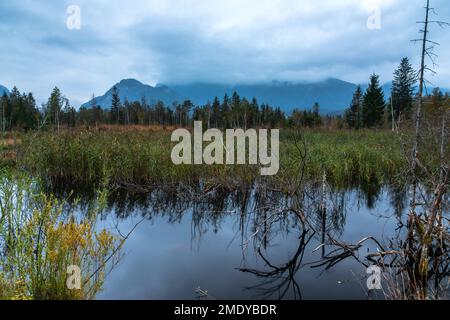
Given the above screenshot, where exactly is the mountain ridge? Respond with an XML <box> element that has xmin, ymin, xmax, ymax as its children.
<box><xmin>74</xmin><ymin>78</ymin><xmax>448</xmax><ymax>114</ymax></box>
<box><xmin>81</xmin><ymin>78</ymin><xmax>367</xmax><ymax>114</ymax></box>
<box><xmin>82</xmin><ymin>79</ymin><xmax>183</xmax><ymax>109</ymax></box>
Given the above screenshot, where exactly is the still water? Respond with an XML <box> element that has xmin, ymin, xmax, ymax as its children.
<box><xmin>81</xmin><ymin>185</ymin><xmax>407</xmax><ymax>300</ymax></box>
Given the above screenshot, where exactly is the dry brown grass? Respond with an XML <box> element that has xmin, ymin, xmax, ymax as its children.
<box><xmin>1</xmin><ymin>151</ymin><xmax>16</xmax><ymax>161</ymax></box>
<box><xmin>95</xmin><ymin>124</ymin><xmax>177</xmax><ymax>132</ymax></box>
<box><xmin>0</xmin><ymin>137</ymin><xmax>22</xmax><ymax>147</ymax></box>
<box><xmin>0</xmin><ymin>134</ymin><xmax>21</xmax><ymax>163</ymax></box>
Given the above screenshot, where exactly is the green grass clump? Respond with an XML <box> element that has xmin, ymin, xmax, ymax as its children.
<box><xmin>288</xmin><ymin>130</ymin><xmax>405</xmax><ymax>188</ymax></box>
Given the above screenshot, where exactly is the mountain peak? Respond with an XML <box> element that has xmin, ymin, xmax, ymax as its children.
<box><xmin>120</xmin><ymin>78</ymin><xmax>141</xmax><ymax>83</ymax></box>
<box><xmin>82</xmin><ymin>79</ymin><xmax>181</xmax><ymax>109</ymax></box>
<box><xmin>117</xmin><ymin>78</ymin><xmax>145</xmax><ymax>87</ymax></box>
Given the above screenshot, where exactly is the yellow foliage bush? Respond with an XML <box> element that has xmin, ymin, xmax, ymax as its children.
<box><xmin>0</xmin><ymin>173</ymin><xmax>121</xmax><ymax>300</ymax></box>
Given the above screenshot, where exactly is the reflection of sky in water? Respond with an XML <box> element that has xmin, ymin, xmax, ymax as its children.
<box><xmin>96</xmin><ymin>189</ymin><xmax>401</xmax><ymax>300</ymax></box>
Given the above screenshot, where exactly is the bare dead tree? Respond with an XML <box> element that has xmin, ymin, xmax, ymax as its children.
<box><xmin>406</xmin><ymin>0</ymin><xmax>450</xmax><ymax>297</ymax></box>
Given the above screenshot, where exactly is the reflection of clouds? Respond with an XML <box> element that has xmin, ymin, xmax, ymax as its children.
<box><xmin>92</xmin><ymin>184</ymin><xmax>400</xmax><ymax>299</ymax></box>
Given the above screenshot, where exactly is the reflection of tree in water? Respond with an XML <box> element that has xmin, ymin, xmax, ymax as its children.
<box><xmin>48</xmin><ymin>179</ymin><xmax>352</xmax><ymax>299</ymax></box>
<box><xmin>359</xmin><ymin>173</ymin><xmax>382</xmax><ymax>209</ymax></box>
<box><xmin>387</xmin><ymin>182</ymin><xmax>408</xmax><ymax>218</ymax></box>
<box><xmin>235</xmin><ymin>182</ymin><xmax>349</xmax><ymax>299</ymax></box>
<box><xmin>238</xmin><ymin>229</ymin><xmax>315</xmax><ymax>299</ymax></box>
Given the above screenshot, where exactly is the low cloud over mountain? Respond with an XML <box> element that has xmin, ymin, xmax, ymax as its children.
<box><xmin>82</xmin><ymin>78</ymin><xmax>396</xmax><ymax>114</ymax></box>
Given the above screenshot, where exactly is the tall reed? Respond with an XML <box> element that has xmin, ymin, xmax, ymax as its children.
<box><xmin>16</xmin><ymin>129</ymin><xmax>407</xmax><ymax>191</ymax></box>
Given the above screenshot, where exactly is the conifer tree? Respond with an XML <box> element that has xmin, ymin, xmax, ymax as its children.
<box><xmin>211</xmin><ymin>96</ymin><xmax>221</xmax><ymax>128</ymax></box>
<box><xmin>392</xmin><ymin>57</ymin><xmax>416</xmax><ymax>122</ymax></box>
<box><xmin>362</xmin><ymin>74</ymin><xmax>386</xmax><ymax>127</ymax></box>
<box><xmin>46</xmin><ymin>87</ymin><xmax>63</xmax><ymax>129</ymax></box>
<box><xmin>110</xmin><ymin>86</ymin><xmax>121</xmax><ymax>124</ymax></box>
<box><xmin>344</xmin><ymin>86</ymin><xmax>363</xmax><ymax>129</ymax></box>
<box><xmin>221</xmin><ymin>94</ymin><xmax>230</xmax><ymax>128</ymax></box>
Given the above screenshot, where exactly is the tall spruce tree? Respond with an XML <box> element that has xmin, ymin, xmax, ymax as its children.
<box><xmin>110</xmin><ymin>86</ymin><xmax>121</xmax><ymax>124</ymax></box>
<box><xmin>9</xmin><ymin>87</ymin><xmax>21</xmax><ymax>125</ymax></box>
<box><xmin>231</xmin><ymin>91</ymin><xmax>241</xmax><ymax>127</ymax></box>
<box><xmin>221</xmin><ymin>94</ymin><xmax>230</xmax><ymax>128</ymax></box>
<box><xmin>211</xmin><ymin>96</ymin><xmax>220</xmax><ymax>128</ymax></box>
<box><xmin>345</xmin><ymin>86</ymin><xmax>363</xmax><ymax>129</ymax></box>
<box><xmin>46</xmin><ymin>87</ymin><xmax>63</xmax><ymax>129</ymax></box>
<box><xmin>392</xmin><ymin>57</ymin><xmax>416</xmax><ymax>122</ymax></box>
<box><xmin>362</xmin><ymin>74</ymin><xmax>385</xmax><ymax>128</ymax></box>
<box><xmin>62</xmin><ymin>98</ymin><xmax>76</xmax><ymax>127</ymax></box>
<box><xmin>249</xmin><ymin>97</ymin><xmax>259</xmax><ymax>127</ymax></box>
<box><xmin>23</xmin><ymin>92</ymin><xmax>39</xmax><ymax>129</ymax></box>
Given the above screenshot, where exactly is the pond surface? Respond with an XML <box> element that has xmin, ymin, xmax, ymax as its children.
<box><xmin>83</xmin><ymin>185</ymin><xmax>408</xmax><ymax>300</ymax></box>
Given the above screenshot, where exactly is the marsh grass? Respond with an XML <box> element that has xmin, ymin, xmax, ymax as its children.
<box><xmin>280</xmin><ymin>129</ymin><xmax>406</xmax><ymax>188</ymax></box>
<box><xmin>13</xmin><ymin>128</ymin><xmax>407</xmax><ymax>192</ymax></box>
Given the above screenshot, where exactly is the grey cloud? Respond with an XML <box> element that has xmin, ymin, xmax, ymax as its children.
<box><xmin>0</xmin><ymin>0</ymin><xmax>449</xmax><ymax>106</ymax></box>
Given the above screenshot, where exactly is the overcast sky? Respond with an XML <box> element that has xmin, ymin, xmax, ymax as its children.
<box><xmin>0</xmin><ymin>0</ymin><xmax>449</xmax><ymax>106</ymax></box>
